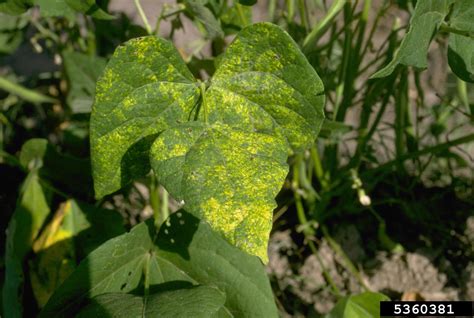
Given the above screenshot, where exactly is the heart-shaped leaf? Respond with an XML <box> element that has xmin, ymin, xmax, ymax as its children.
<box><xmin>41</xmin><ymin>211</ymin><xmax>278</xmax><ymax>317</ymax></box>
<box><xmin>150</xmin><ymin>121</ymin><xmax>289</xmax><ymax>261</ymax></box>
<box><xmin>77</xmin><ymin>286</ymin><xmax>225</xmax><ymax>318</ymax></box>
<box><xmin>90</xmin><ymin>36</ymin><xmax>200</xmax><ymax>198</ymax></box>
<box><xmin>91</xmin><ymin>23</ymin><xmax>325</xmax><ymax>261</ymax></box>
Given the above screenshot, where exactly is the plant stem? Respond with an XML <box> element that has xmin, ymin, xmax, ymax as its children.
<box><xmin>150</xmin><ymin>175</ymin><xmax>161</xmax><ymax>227</ymax></box>
<box><xmin>298</xmin><ymin>0</ymin><xmax>309</xmax><ymax>31</ymax></box>
<box><xmin>161</xmin><ymin>188</ymin><xmax>169</xmax><ymax>224</ymax></box>
<box><xmin>134</xmin><ymin>0</ymin><xmax>152</xmax><ymax>35</ymax></box>
<box><xmin>369</xmin><ymin>133</ymin><xmax>474</xmax><ymax>173</ymax></box>
<box><xmin>440</xmin><ymin>23</ymin><xmax>474</xmax><ymax>39</ymax></box>
<box><xmin>143</xmin><ymin>252</ymin><xmax>151</xmax><ymax>298</ymax></box>
<box><xmin>236</xmin><ymin>4</ymin><xmax>248</xmax><ymax>27</ymax></box>
<box><xmin>0</xmin><ymin>77</ymin><xmax>57</xmax><ymax>104</ymax></box>
<box><xmin>292</xmin><ymin>154</ymin><xmax>341</xmax><ymax>297</ymax></box>
<box><xmin>322</xmin><ymin>226</ymin><xmax>370</xmax><ymax>291</ymax></box>
<box><xmin>200</xmin><ymin>81</ymin><xmax>208</xmax><ymax>123</ymax></box>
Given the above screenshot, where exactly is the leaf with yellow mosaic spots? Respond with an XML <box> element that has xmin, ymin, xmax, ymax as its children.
<box><xmin>150</xmin><ymin>121</ymin><xmax>289</xmax><ymax>262</ymax></box>
<box><xmin>206</xmin><ymin>22</ymin><xmax>325</xmax><ymax>153</ymax></box>
<box><xmin>90</xmin><ymin>36</ymin><xmax>200</xmax><ymax>199</ymax></box>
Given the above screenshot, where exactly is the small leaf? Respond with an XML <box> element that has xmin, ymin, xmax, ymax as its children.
<box><xmin>184</xmin><ymin>0</ymin><xmax>224</xmax><ymax>39</ymax></box>
<box><xmin>63</xmin><ymin>51</ymin><xmax>106</xmax><ymax>113</ymax></box>
<box><xmin>19</xmin><ymin>138</ymin><xmax>92</xmax><ymax>197</ymax></box>
<box><xmin>41</xmin><ymin>211</ymin><xmax>278</xmax><ymax>317</ymax></box>
<box><xmin>150</xmin><ymin>121</ymin><xmax>289</xmax><ymax>261</ymax></box>
<box><xmin>447</xmin><ymin>0</ymin><xmax>474</xmax><ymax>82</ymax></box>
<box><xmin>90</xmin><ymin>36</ymin><xmax>200</xmax><ymax>198</ymax></box>
<box><xmin>3</xmin><ymin>171</ymin><xmax>51</xmax><ymax>318</ymax></box>
<box><xmin>325</xmin><ymin>292</ymin><xmax>390</xmax><ymax>318</ymax></box>
<box><xmin>0</xmin><ymin>0</ymin><xmax>32</xmax><ymax>15</ymax></box>
<box><xmin>207</xmin><ymin>22</ymin><xmax>325</xmax><ymax>152</ymax></box>
<box><xmin>35</xmin><ymin>0</ymin><xmax>75</xmax><ymax>18</ymax></box>
<box><xmin>64</xmin><ymin>0</ymin><xmax>114</xmax><ymax>20</ymax></box>
<box><xmin>77</xmin><ymin>286</ymin><xmax>225</xmax><ymax>318</ymax></box>
<box><xmin>372</xmin><ymin>0</ymin><xmax>454</xmax><ymax>78</ymax></box>
<box><xmin>238</xmin><ymin>0</ymin><xmax>256</xmax><ymax>6</ymax></box>
<box><xmin>0</xmin><ymin>13</ymin><xmax>27</xmax><ymax>54</ymax></box>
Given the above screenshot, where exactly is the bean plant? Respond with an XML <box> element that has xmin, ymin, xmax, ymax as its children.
<box><xmin>0</xmin><ymin>0</ymin><xmax>473</xmax><ymax>317</ymax></box>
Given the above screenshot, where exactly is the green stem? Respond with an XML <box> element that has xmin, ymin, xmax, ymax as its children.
<box><xmin>292</xmin><ymin>155</ymin><xmax>341</xmax><ymax>297</ymax></box>
<box><xmin>322</xmin><ymin>226</ymin><xmax>370</xmax><ymax>291</ymax></box>
<box><xmin>297</xmin><ymin>0</ymin><xmax>309</xmax><ymax>31</ymax></box>
<box><xmin>150</xmin><ymin>175</ymin><xmax>161</xmax><ymax>227</ymax></box>
<box><xmin>0</xmin><ymin>77</ymin><xmax>57</xmax><ymax>104</ymax></box>
<box><xmin>440</xmin><ymin>23</ymin><xmax>474</xmax><ymax>39</ymax></box>
<box><xmin>134</xmin><ymin>0</ymin><xmax>152</xmax><ymax>35</ymax></box>
<box><xmin>310</xmin><ymin>146</ymin><xmax>329</xmax><ymax>190</ymax></box>
<box><xmin>369</xmin><ymin>133</ymin><xmax>474</xmax><ymax>173</ymax></box>
<box><xmin>200</xmin><ymin>81</ymin><xmax>208</xmax><ymax>123</ymax></box>
<box><xmin>143</xmin><ymin>252</ymin><xmax>151</xmax><ymax>298</ymax></box>
<box><xmin>161</xmin><ymin>188</ymin><xmax>169</xmax><ymax>224</ymax></box>
<box><xmin>236</xmin><ymin>4</ymin><xmax>248</xmax><ymax>27</ymax></box>
<box><xmin>457</xmin><ymin>78</ymin><xmax>470</xmax><ymax>114</ymax></box>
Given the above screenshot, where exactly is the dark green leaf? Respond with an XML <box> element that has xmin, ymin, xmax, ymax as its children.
<box><xmin>63</xmin><ymin>51</ymin><xmax>106</xmax><ymax>113</ymax></box>
<box><xmin>0</xmin><ymin>13</ymin><xmax>27</xmax><ymax>54</ymax></box>
<box><xmin>372</xmin><ymin>0</ymin><xmax>455</xmax><ymax>78</ymax></box>
<box><xmin>36</xmin><ymin>0</ymin><xmax>75</xmax><ymax>18</ymax></box>
<box><xmin>150</xmin><ymin>121</ymin><xmax>289</xmax><ymax>261</ymax></box>
<box><xmin>325</xmin><ymin>292</ymin><xmax>390</xmax><ymax>318</ymax></box>
<box><xmin>77</xmin><ymin>286</ymin><xmax>225</xmax><ymax>318</ymax></box>
<box><xmin>64</xmin><ymin>0</ymin><xmax>114</xmax><ymax>20</ymax></box>
<box><xmin>90</xmin><ymin>36</ymin><xmax>200</xmax><ymax>199</ymax></box>
<box><xmin>0</xmin><ymin>0</ymin><xmax>32</xmax><ymax>15</ymax></box>
<box><xmin>3</xmin><ymin>171</ymin><xmax>51</xmax><ymax>318</ymax></box>
<box><xmin>185</xmin><ymin>0</ymin><xmax>224</xmax><ymax>39</ymax></box>
<box><xmin>41</xmin><ymin>211</ymin><xmax>278</xmax><ymax>317</ymax></box>
<box><xmin>19</xmin><ymin>138</ymin><xmax>92</xmax><ymax>197</ymax></box>
<box><xmin>447</xmin><ymin>0</ymin><xmax>474</xmax><ymax>82</ymax></box>
<box><xmin>238</xmin><ymin>0</ymin><xmax>256</xmax><ymax>6</ymax></box>
<box><xmin>206</xmin><ymin>22</ymin><xmax>325</xmax><ymax>152</ymax></box>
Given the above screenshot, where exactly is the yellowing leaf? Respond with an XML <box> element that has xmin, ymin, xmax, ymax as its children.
<box><xmin>29</xmin><ymin>200</ymin><xmax>125</xmax><ymax>307</ymax></box>
<box><xmin>150</xmin><ymin>121</ymin><xmax>289</xmax><ymax>261</ymax></box>
<box><xmin>207</xmin><ymin>22</ymin><xmax>325</xmax><ymax>152</ymax></box>
<box><xmin>3</xmin><ymin>171</ymin><xmax>51</xmax><ymax>318</ymax></box>
<box><xmin>91</xmin><ymin>23</ymin><xmax>325</xmax><ymax>261</ymax></box>
<box><xmin>90</xmin><ymin>36</ymin><xmax>200</xmax><ymax>198</ymax></box>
